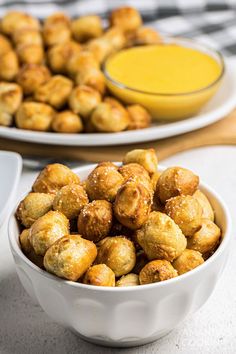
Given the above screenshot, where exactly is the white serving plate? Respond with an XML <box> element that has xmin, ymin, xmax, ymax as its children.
<box><xmin>0</xmin><ymin>151</ymin><xmax>22</xmax><ymax>228</ymax></box>
<box><xmin>0</xmin><ymin>59</ymin><xmax>236</xmax><ymax>147</ymax></box>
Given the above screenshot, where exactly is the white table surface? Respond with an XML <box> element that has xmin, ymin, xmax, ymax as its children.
<box><xmin>0</xmin><ymin>146</ymin><xmax>236</xmax><ymax>354</ymax></box>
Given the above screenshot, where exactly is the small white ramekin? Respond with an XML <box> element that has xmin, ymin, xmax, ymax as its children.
<box><xmin>8</xmin><ymin>165</ymin><xmax>232</xmax><ymax>348</ymax></box>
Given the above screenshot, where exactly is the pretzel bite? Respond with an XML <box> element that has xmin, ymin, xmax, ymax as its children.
<box><xmin>15</xmin><ymin>102</ymin><xmax>55</xmax><ymax>131</ymax></box>
<box><xmin>19</xmin><ymin>229</ymin><xmax>44</xmax><ymax>268</ymax></box>
<box><xmin>136</xmin><ymin>211</ymin><xmax>187</xmax><ymax>261</ymax></box>
<box><xmin>86</xmin><ymin>162</ymin><xmax>124</xmax><ymax>202</ymax></box>
<box><xmin>109</xmin><ymin>7</ymin><xmax>142</xmax><ymax>34</ymax></box>
<box><xmin>29</xmin><ymin>210</ymin><xmax>69</xmax><ymax>256</ymax></box>
<box><xmin>13</xmin><ymin>29</ymin><xmax>43</xmax><ymax>46</ymax></box>
<box><xmin>16</xmin><ymin>192</ymin><xmax>54</xmax><ymax>228</ymax></box>
<box><xmin>139</xmin><ymin>260</ymin><xmax>177</xmax><ymax>285</ymax></box>
<box><xmin>71</xmin><ymin>15</ymin><xmax>103</xmax><ymax>43</ymax></box>
<box><xmin>47</xmin><ymin>41</ymin><xmax>81</xmax><ymax>74</ymax></box>
<box><xmin>0</xmin><ymin>110</ymin><xmax>12</xmax><ymax>127</ymax></box>
<box><xmin>116</xmin><ymin>273</ymin><xmax>140</xmax><ymax>287</ymax></box>
<box><xmin>17</xmin><ymin>44</ymin><xmax>44</xmax><ymax>65</ymax></box>
<box><xmin>165</xmin><ymin>195</ymin><xmax>203</xmax><ymax>237</ymax></box>
<box><xmin>44</xmin><ymin>234</ymin><xmax>97</xmax><ymax>281</ymax></box>
<box><xmin>96</xmin><ymin>236</ymin><xmax>136</xmax><ymax>277</ymax></box>
<box><xmin>157</xmin><ymin>167</ymin><xmax>199</xmax><ymax>204</ymax></box>
<box><xmin>32</xmin><ymin>163</ymin><xmax>80</xmax><ymax>194</ymax></box>
<box><xmin>123</xmin><ymin>149</ymin><xmax>158</xmax><ymax>175</ymax></box>
<box><xmin>86</xmin><ymin>37</ymin><xmax>113</xmax><ymax>63</ymax></box>
<box><xmin>193</xmin><ymin>190</ymin><xmax>214</xmax><ymax>221</ymax></box>
<box><xmin>44</xmin><ymin>12</ymin><xmax>70</xmax><ymax>27</ymax></box>
<box><xmin>1</xmin><ymin>11</ymin><xmax>40</xmax><ymax>36</ymax></box>
<box><xmin>114</xmin><ymin>179</ymin><xmax>152</xmax><ymax>230</ymax></box>
<box><xmin>0</xmin><ymin>34</ymin><xmax>12</xmax><ymax>56</ymax></box>
<box><xmin>17</xmin><ymin>64</ymin><xmax>51</xmax><ymax>95</ymax></box>
<box><xmin>0</xmin><ymin>50</ymin><xmax>19</xmax><ymax>81</ymax></box>
<box><xmin>76</xmin><ymin>67</ymin><xmax>105</xmax><ymax>95</ymax></box>
<box><xmin>77</xmin><ymin>200</ymin><xmax>113</xmax><ymax>242</ymax></box>
<box><xmin>52</xmin><ymin>110</ymin><xmax>83</xmax><ymax>133</ymax></box>
<box><xmin>0</xmin><ymin>82</ymin><xmax>22</xmax><ymax>114</ymax></box>
<box><xmin>43</xmin><ymin>13</ymin><xmax>71</xmax><ymax>47</ymax></box>
<box><xmin>131</xmin><ymin>27</ymin><xmax>162</xmax><ymax>45</ymax></box>
<box><xmin>66</xmin><ymin>51</ymin><xmax>99</xmax><ymax>78</ymax></box>
<box><xmin>68</xmin><ymin>85</ymin><xmax>101</xmax><ymax>118</ymax></box>
<box><xmin>83</xmin><ymin>264</ymin><xmax>115</xmax><ymax>286</ymax></box>
<box><xmin>34</xmin><ymin>75</ymin><xmax>73</xmax><ymax>109</ymax></box>
<box><xmin>187</xmin><ymin>219</ymin><xmax>221</xmax><ymax>254</ymax></box>
<box><xmin>53</xmin><ymin>184</ymin><xmax>88</xmax><ymax>219</ymax></box>
<box><xmin>118</xmin><ymin>163</ymin><xmax>152</xmax><ymax>192</ymax></box>
<box><xmin>172</xmin><ymin>249</ymin><xmax>204</xmax><ymax>275</ymax></box>
<box><xmin>127</xmin><ymin>104</ymin><xmax>151</xmax><ymax>130</ymax></box>
<box><xmin>103</xmin><ymin>27</ymin><xmax>126</xmax><ymax>51</ymax></box>
<box><xmin>90</xmin><ymin>101</ymin><xmax>129</xmax><ymax>132</ymax></box>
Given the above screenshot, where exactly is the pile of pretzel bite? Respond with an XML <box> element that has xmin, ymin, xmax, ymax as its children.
<box><xmin>0</xmin><ymin>6</ymin><xmax>163</xmax><ymax>133</ymax></box>
<box><xmin>17</xmin><ymin>148</ymin><xmax>221</xmax><ymax>287</ymax></box>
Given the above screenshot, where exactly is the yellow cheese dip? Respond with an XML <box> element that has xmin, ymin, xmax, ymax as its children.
<box><xmin>106</xmin><ymin>44</ymin><xmax>221</xmax><ymax>94</ymax></box>
<box><xmin>104</xmin><ymin>40</ymin><xmax>224</xmax><ymax>120</ymax></box>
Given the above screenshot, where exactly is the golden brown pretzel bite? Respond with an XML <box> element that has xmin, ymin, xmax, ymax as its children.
<box><xmin>77</xmin><ymin>200</ymin><xmax>113</xmax><ymax>242</ymax></box>
<box><xmin>69</xmin><ymin>85</ymin><xmax>101</xmax><ymax>118</ymax></box>
<box><xmin>13</xmin><ymin>29</ymin><xmax>43</xmax><ymax>46</ymax></box>
<box><xmin>52</xmin><ymin>110</ymin><xmax>83</xmax><ymax>133</ymax></box>
<box><xmin>17</xmin><ymin>64</ymin><xmax>51</xmax><ymax>95</ymax></box>
<box><xmin>136</xmin><ymin>211</ymin><xmax>187</xmax><ymax>261</ymax></box>
<box><xmin>156</xmin><ymin>167</ymin><xmax>199</xmax><ymax>204</ymax></box>
<box><xmin>47</xmin><ymin>41</ymin><xmax>81</xmax><ymax>74</ymax></box>
<box><xmin>32</xmin><ymin>163</ymin><xmax>80</xmax><ymax>194</ymax></box>
<box><xmin>126</xmin><ymin>104</ymin><xmax>151</xmax><ymax>130</ymax></box>
<box><xmin>44</xmin><ymin>234</ymin><xmax>97</xmax><ymax>281</ymax></box>
<box><xmin>19</xmin><ymin>229</ymin><xmax>44</xmax><ymax>268</ymax></box>
<box><xmin>75</xmin><ymin>67</ymin><xmax>105</xmax><ymax>95</ymax></box>
<box><xmin>96</xmin><ymin>236</ymin><xmax>136</xmax><ymax>277</ymax></box>
<box><xmin>91</xmin><ymin>101</ymin><xmax>129</xmax><ymax>132</ymax></box>
<box><xmin>29</xmin><ymin>210</ymin><xmax>69</xmax><ymax>256</ymax></box>
<box><xmin>43</xmin><ymin>13</ymin><xmax>71</xmax><ymax>47</ymax></box>
<box><xmin>86</xmin><ymin>162</ymin><xmax>124</xmax><ymax>202</ymax></box>
<box><xmin>0</xmin><ymin>50</ymin><xmax>19</xmax><ymax>81</ymax></box>
<box><xmin>34</xmin><ymin>75</ymin><xmax>73</xmax><ymax>109</ymax></box>
<box><xmin>165</xmin><ymin>195</ymin><xmax>203</xmax><ymax>237</ymax></box>
<box><xmin>53</xmin><ymin>184</ymin><xmax>88</xmax><ymax>219</ymax></box>
<box><xmin>114</xmin><ymin>179</ymin><xmax>152</xmax><ymax>230</ymax></box>
<box><xmin>15</xmin><ymin>101</ymin><xmax>55</xmax><ymax>131</ymax></box>
<box><xmin>1</xmin><ymin>11</ymin><xmax>40</xmax><ymax>35</ymax></box>
<box><xmin>139</xmin><ymin>260</ymin><xmax>177</xmax><ymax>284</ymax></box>
<box><xmin>187</xmin><ymin>219</ymin><xmax>221</xmax><ymax>254</ymax></box>
<box><xmin>17</xmin><ymin>44</ymin><xmax>44</xmax><ymax>65</ymax></box>
<box><xmin>109</xmin><ymin>7</ymin><xmax>142</xmax><ymax>34</ymax></box>
<box><xmin>71</xmin><ymin>15</ymin><xmax>103</xmax><ymax>43</ymax></box>
<box><xmin>83</xmin><ymin>264</ymin><xmax>115</xmax><ymax>286</ymax></box>
<box><xmin>172</xmin><ymin>249</ymin><xmax>204</xmax><ymax>275</ymax></box>
<box><xmin>17</xmin><ymin>192</ymin><xmax>54</xmax><ymax>228</ymax></box>
<box><xmin>193</xmin><ymin>190</ymin><xmax>214</xmax><ymax>221</ymax></box>
<box><xmin>116</xmin><ymin>273</ymin><xmax>140</xmax><ymax>287</ymax></box>
<box><xmin>123</xmin><ymin>148</ymin><xmax>158</xmax><ymax>174</ymax></box>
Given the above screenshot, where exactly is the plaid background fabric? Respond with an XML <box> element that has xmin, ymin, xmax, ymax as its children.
<box><xmin>1</xmin><ymin>0</ymin><xmax>236</xmax><ymax>56</ymax></box>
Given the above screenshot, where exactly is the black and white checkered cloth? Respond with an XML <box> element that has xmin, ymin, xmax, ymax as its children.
<box><xmin>1</xmin><ymin>0</ymin><xmax>236</xmax><ymax>56</ymax></box>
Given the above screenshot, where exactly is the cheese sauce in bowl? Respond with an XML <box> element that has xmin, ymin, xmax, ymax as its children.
<box><xmin>104</xmin><ymin>38</ymin><xmax>224</xmax><ymax>120</ymax></box>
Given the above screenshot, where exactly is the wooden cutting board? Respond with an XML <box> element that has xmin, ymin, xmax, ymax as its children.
<box><xmin>0</xmin><ymin>110</ymin><xmax>236</xmax><ymax>163</ymax></box>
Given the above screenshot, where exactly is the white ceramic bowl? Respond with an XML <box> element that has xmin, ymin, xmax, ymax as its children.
<box><xmin>8</xmin><ymin>164</ymin><xmax>232</xmax><ymax>348</ymax></box>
